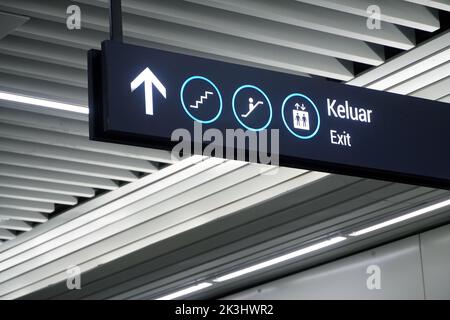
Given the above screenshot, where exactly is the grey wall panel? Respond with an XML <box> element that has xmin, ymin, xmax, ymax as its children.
<box><xmin>420</xmin><ymin>224</ymin><xmax>450</xmax><ymax>299</ymax></box>
<box><xmin>226</xmin><ymin>236</ymin><xmax>425</xmax><ymax>300</ymax></box>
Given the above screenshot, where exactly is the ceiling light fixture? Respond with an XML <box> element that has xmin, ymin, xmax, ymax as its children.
<box><xmin>155</xmin><ymin>282</ymin><xmax>213</xmax><ymax>300</ymax></box>
<box><xmin>349</xmin><ymin>198</ymin><xmax>450</xmax><ymax>237</ymax></box>
<box><xmin>0</xmin><ymin>91</ymin><xmax>88</xmax><ymax>114</ymax></box>
<box><xmin>213</xmin><ymin>236</ymin><xmax>347</xmax><ymax>283</ymax></box>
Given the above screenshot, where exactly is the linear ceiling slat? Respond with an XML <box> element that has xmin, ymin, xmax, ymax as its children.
<box><xmin>0</xmin><ymin>99</ymin><xmax>88</xmax><ymax>121</ymax></box>
<box><xmin>0</xmin><ymin>152</ymin><xmax>139</xmax><ymax>182</ymax></box>
<box><xmin>363</xmin><ymin>48</ymin><xmax>450</xmax><ymax>91</ymax></box>
<box><xmin>0</xmin><ymin>187</ymin><xmax>78</xmax><ymax>205</ymax></box>
<box><xmin>405</xmin><ymin>0</ymin><xmax>450</xmax><ymax>12</ymax></box>
<box><xmin>295</xmin><ymin>0</ymin><xmax>440</xmax><ymax>32</ymax></box>
<box><xmin>388</xmin><ymin>62</ymin><xmax>450</xmax><ymax>95</ymax></box>
<box><xmin>439</xmin><ymin>94</ymin><xmax>450</xmax><ymax>102</ymax></box>
<box><xmin>0</xmin><ymin>72</ymin><xmax>88</xmax><ymax>106</ymax></box>
<box><xmin>0</xmin><ymin>35</ymin><xmax>87</xmax><ymax>69</ymax></box>
<box><xmin>0</xmin><ymin>106</ymin><xmax>88</xmax><ymax>136</ymax></box>
<box><xmin>0</xmin><ymin>208</ymin><xmax>48</xmax><ymax>223</ymax></box>
<box><xmin>0</xmin><ymin>138</ymin><xmax>156</xmax><ymax>173</ymax></box>
<box><xmin>0</xmin><ymin>53</ymin><xmax>86</xmax><ymax>87</ymax></box>
<box><xmin>410</xmin><ymin>76</ymin><xmax>450</xmax><ymax>100</ymax></box>
<box><xmin>0</xmin><ymin>220</ymin><xmax>32</xmax><ymax>232</ymax></box>
<box><xmin>0</xmin><ymin>229</ymin><xmax>15</xmax><ymax>241</ymax></box>
<box><xmin>14</xmin><ymin>19</ymin><xmax>103</xmax><ymax>50</ymax></box>
<box><xmin>0</xmin><ymin>12</ymin><xmax>29</xmax><ymax>41</ymax></box>
<box><xmin>0</xmin><ymin>177</ymin><xmax>95</xmax><ymax>198</ymax></box>
<box><xmin>186</xmin><ymin>0</ymin><xmax>416</xmax><ymax>49</ymax></box>
<box><xmin>0</xmin><ymin>164</ymin><xmax>119</xmax><ymax>190</ymax></box>
<box><xmin>0</xmin><ymin>197</ymin><xmax>54</xmax><ymax>213</ymax></box>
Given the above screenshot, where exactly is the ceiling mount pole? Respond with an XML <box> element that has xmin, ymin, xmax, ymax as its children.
<box><xmin>109</xmin><ymin>0</ymin><xmax>123</xmax><ymax>42</ymax></box>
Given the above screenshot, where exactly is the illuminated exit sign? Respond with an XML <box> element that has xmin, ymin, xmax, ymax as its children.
<box><xmin>89</xmin><ymin>40</ymin><xmax>450</xmax><ymax>189</ymax></box>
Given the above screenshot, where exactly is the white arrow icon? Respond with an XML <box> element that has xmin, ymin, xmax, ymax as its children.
<box><xmin>130</xmin><ymin>67</ymin><xmax>166</xmax><ymax>115</ymax></box>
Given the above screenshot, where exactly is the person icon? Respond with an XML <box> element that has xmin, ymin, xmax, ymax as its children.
<box><xmin>241</xmin><ymin>97</ymin><xmax>264</xmax><ymax>118</ymax></box>
<box><xmin>293</xmin><ymin>104</ymin><xmax>310</xmax><ymax>130</ymax></box>
<box><xmin>296</xmin><ymin>112</ymin><xmax>301</xmax><ymax>127</ymax></box>
<box><xmin>248</xmin><ymin>97</ymin><xmax>263</xmax><ymax>112</ymax></box>
<box><xmin>302</xmin><ymin>113</ymin><xmax>307</xmax><ymax>127</ymax></box>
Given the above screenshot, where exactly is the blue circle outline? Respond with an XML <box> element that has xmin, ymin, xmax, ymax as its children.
<box><xmin>281</xmin><ymin>93</ymin><xmax>321</xmax><ymax>140</ymax></box>
<box><xmin>232</xmin><ymin>85</ymin><xmax>273</xmax><ymax>132</ymax></box>
<box><xmin>180</xmin><ymin>76</ymin><xmax>223</xmax><ymax>124</ymax></box>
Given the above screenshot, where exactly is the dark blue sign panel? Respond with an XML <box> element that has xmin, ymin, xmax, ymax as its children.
<box><xmin>89</xmin><ymin>40</ymin><xmax>450</xmax><ymax>189</ymax></box>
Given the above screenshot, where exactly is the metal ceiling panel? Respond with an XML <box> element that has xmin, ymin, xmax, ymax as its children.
<box><xmin>0</xmin><ymin>12</ymin><xmax>29</xmax><ymax>41</ymax></box>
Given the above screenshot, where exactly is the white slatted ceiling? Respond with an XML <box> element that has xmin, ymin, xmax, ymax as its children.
<box><xmin>0</xmin><ymin>100</ymin><xmax>174</xmax><ymax>241</ymax></box>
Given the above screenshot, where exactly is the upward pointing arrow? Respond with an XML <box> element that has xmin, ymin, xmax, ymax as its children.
<box><xmin>130</xmin><ymin>67</ymin><xmax>166</xmax><ymax>115</ymax></box>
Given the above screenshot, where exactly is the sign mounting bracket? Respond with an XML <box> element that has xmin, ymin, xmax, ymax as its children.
<box><xmin>109</xmin><ymin>0</ymin><xmax>123</xmax><ymax>42</ymax></box>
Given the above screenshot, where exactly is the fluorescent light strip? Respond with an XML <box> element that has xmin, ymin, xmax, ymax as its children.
<box><xmin>0</xmin><ymin>91</ymin><xmax>88</xmax><ymax>114</ymax></box>
<box><xmin>213</xmin><ymin>236</ymin><xmax>347</xmax><ymax>283</ymax></box>
<box><xmin>349</xmin><ymin>199</ymin><xmax>450</xmax><ymax>237</ymax></box>
<box><xmin>156</xmin><ymin>282</ymin><xmax>213</xmax><ymax>300</ymax></box>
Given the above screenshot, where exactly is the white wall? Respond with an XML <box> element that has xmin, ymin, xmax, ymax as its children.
<box><xmin>226</xmin><ymin>224</ymin><xmax>450</xmax><ymax>300</ymax></box>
